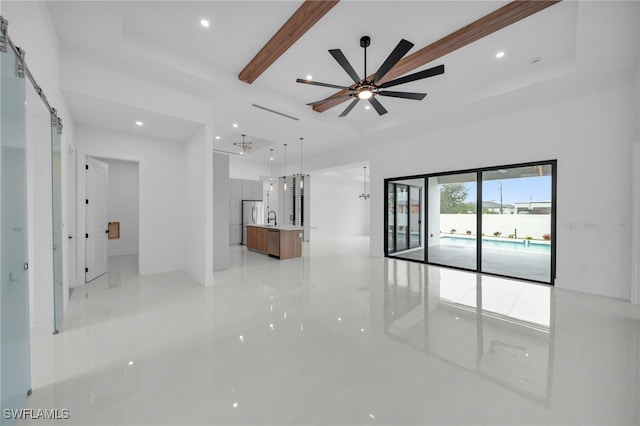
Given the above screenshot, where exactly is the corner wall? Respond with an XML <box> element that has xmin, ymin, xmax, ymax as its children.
<box><xmin>212</xmin><ymin>153</ymin><xmax>229</xmax><ymax>272</ymax></box>
<box><xmin>184</xmin><ymin>127</ymin><xmax>209</xmax><ymax>284</ymax></box>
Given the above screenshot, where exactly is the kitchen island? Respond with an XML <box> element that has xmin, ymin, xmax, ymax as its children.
<box><xmin>246</xmin><ymin>225</ymin><xmax>303</xmax><ymax>260</ymax></box>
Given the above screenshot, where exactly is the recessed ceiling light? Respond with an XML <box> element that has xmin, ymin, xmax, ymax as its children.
<box><xmin>496</xmin><ymin>51</ymin><xmax>505</xmax><ymax>58</ymax></box>
<box><xmin>232</xmin><ymin>123</ymin><xmax>238</xmax><ymax>128</ymax></box>
<box><xmin>239</xmin><ymin>152</ymin><xmax>244</xmax><ymax>155</ymax></box>
<box><xmin>215</xmin><ymin>136</ymin><xmax>220</xmax><ymax>140</ymax></box>
<box><xmin>306</xmin><ymin>75</ymin><xmax>313</xmax><ymax>80</ymax></box>
<box><xmin>135</xmin><ymin>121</ymin><xmax>143</xmax><ymax>126</ymax></box>
<box><xmin>365</xmin><ymin>105</ymin><xmax>371</xmax><ymax>110</ymax></box>
<box><xmin>200</xmin><ymin>19</ymin><xmax>210</xmax><ymax>28</ymax></box>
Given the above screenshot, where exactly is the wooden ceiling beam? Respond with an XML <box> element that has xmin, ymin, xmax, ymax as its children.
<box><xmin>313</xmin><ymin>0</ymin><xmax>561</xmax><ymax>113</ymax></box>
<box><xmin>239</xmin><ymin>0</ymin><xmax>340</xmax><ymax>84</ymax></box>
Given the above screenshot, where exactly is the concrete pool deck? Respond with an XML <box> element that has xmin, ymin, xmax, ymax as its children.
<box><xmin>390</xmin><ymin>243</ymin><xmax>551</xmax><ymax>283</ymax></box>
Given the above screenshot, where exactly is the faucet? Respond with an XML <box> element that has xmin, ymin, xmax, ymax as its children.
<box><xmin>267</xmin><ymin>211</ymin><xmax>277</xmax><ymax>226</ymax></box>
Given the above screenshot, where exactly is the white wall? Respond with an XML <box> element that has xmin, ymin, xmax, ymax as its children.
<box><xmin>212</xmin><ymin>153</ymin><xmax>229</xmax><ymax>272</ymax></box>
<box><xmin>633</xmin><ymin>17</ymin><xmax>640</xmax><ymax>304</ymax></box>
<box><xmin>368</xmin><ymin>85</ymin><xmax>635</xmax><ymax>300</ymax></box>
<box><xmin>229</xmin><ymin>156</ymin><xmax>270</xmax><ymax>180</ymax></box>
<box><xmin>100</xmin><ymin>158</ymin><xmax>139</xmax><ymax>257</ymax></box>
<box><xmin>184</xmin><ymin>127</ymin><xmax>210</xmax><ymax>284</ymax></box>
<box><xmin>75</xmin><ymin>126</ymin><xmax>186</xmax><ymax>278</ymax></box>
<box><xmin>310</xmin><ymin>173</ymin><xmax>369</xmax><ymax>241</ymax></box>
<box><xmin>2</xmin><ymin>1</ymin><xmax>76</xmax><ymax>336</ymax></box>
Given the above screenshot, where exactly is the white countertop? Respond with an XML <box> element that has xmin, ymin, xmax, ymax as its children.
<box><xmin>247</xmin><ymin>224</ymin><xmax>303</xmax><ymax>231</ymax></box>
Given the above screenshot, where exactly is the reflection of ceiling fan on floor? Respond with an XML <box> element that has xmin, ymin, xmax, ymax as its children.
<box><xmin>296</xmin><ymin>36</ymin><xmax>445</xmax><ymax>117</ymax></box>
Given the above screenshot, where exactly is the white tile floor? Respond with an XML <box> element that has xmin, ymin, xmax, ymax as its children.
<box><xmin>19</xmin><ymin>237</ymin><xmax>640</xmax><ymax>425</ymax></box>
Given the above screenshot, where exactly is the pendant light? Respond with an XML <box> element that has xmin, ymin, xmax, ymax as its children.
<box><xmin>299</xmin><ymin>137</ymin><xmax>304</xmax><ymax>189</ymax></box>
<box><xmin>269</xmin><ymin>148</ymin><xmax>274</xmax><ymax>192</ymax></box>
<box><xmin>359</xmin><ymin>166</ymin><xmax>370</xmax><ymax>200</ymax></box>
<box><xmin>283</xmin><ymin>144</ymin><xmax>288</xmax><ymax>191</ymax></box>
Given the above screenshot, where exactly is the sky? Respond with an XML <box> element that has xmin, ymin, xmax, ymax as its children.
<box><xmin>463</xmin><ymin>176</ymin><xmax>552</xmax><ymax>205</ymax></box>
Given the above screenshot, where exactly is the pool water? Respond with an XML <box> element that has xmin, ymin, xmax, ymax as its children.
<box><xmin>440</xmin><ymin>235</ymin><xmax>550</xmax><ymax>254</ymax></box>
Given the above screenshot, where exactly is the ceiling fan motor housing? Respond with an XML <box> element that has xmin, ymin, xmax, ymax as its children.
<box><xmin>360</xmin><ymin>36</ymin><xmax>371</xmax><ymax>48</ymax></box>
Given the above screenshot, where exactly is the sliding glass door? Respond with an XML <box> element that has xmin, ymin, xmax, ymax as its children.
<box><xmin>387</xmin><ymin>179</ymin><xmax>425</xmax><ymax>261</ymax></box>
<box><xmin>385</xmin><ymin>161</ymin><xmax>556</xmax><ymax>284</ymax></box>
<box><xmin>409</xmin><ymin>186</ymin><xmax>421</xmax><ymax>249</ymax></box>
<box><xmin>1</xmin><ymin>40</ymin><xmax>31</xmax><ymax>424</ymax></box>
<box><xmin>427</xmin><ymin>172</ymin><xmax>477</xmax><ymax>270</ymax></box>
<box><xmin>395</xmin><ymin>184</ymin><xmax>409</xmax><ymax>252</ymax></box>
<box><xmin>481</xmin><ymin>165</ymin><xmax>553</xmax><ymax>282</ymax></box>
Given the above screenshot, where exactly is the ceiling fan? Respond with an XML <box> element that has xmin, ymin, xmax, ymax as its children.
<box><xmin>296</xmin><ymin>36</ymin><xmax>445</xmax><ymax>117</ymax></box>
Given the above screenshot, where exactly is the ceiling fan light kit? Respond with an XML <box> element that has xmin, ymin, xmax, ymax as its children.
<box><xmin>297</xmin><ymin>35</ymin><xmax>445</xmax><ymax>117</ymax></box>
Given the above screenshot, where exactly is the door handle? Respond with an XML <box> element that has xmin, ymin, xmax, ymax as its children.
<box><xmin>105</xmin><ymin>229</ymin><xmax>109</xmax><ymax>234</ymax></box>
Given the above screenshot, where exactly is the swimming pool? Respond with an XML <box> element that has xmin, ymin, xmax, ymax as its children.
<box><xmin>440</xmin><ymin>235</ymin><xmax>551</xmax><ymax>254</ymax></box>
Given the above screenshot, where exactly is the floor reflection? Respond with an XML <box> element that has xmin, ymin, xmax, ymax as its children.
<box><xmin>383</xmin><ymin>260</ymin><xmax>554</xmax><ymax>405</ymax></box>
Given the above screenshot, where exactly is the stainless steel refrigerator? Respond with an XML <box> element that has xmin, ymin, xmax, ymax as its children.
<box><xmin>242</xmin><ymin>200</ymin><xmax>264</xmax><ymax>245</ymax></box>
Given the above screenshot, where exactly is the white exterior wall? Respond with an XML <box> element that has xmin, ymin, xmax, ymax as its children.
<box><xmin>439</xmin><ymin>214</ymin><xmax>551</xmax><ymax>240</ymax></box>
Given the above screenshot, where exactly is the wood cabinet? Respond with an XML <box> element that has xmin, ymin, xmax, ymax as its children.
<box><xmin>246</xmin><ymin>226</ymin><xmax>268</xmax><ymax>253</ymax></box>
<box><xmin>246</xmin><ymin>225</ymin><xmax>301</xmax><ymax>259</ymax></box>
<box><xmin>278</xmin><ymin>229</ymin><xmax>302</xmax><ymax>260</ymax></box>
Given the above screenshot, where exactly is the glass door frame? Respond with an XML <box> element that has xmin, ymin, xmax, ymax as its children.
<box><xmin>384</xmin><ymin>160</ymin><xmax>557</xmax><ymax>285</ymax></box>
<box><xmin>386</xmin><ymin>181</ymin><xmax>424</xmax><ymax>256</ymax></box>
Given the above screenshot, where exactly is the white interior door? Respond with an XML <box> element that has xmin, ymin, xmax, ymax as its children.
<box><xmin>85</xmin><ymin>157</ymin><xmax>108</xmax><ymax>282</ymax></box>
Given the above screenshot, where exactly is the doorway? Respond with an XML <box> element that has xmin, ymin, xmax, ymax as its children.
<box><xmin>82</xmin><ymin>156</ymin><xmax>140</xmax><ymax>283</ymax></box>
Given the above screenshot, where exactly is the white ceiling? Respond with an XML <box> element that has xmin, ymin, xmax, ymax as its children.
<box><xmin>42</xmin><ymin>1</ymin><xmax>639</xmax><ymax>168</ymax></box>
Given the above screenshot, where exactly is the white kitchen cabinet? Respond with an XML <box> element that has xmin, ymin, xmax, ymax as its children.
<box><xmin>241</xmin><ymin>179</ymin><xmax>262</xmax><ymax>201</ymax></box>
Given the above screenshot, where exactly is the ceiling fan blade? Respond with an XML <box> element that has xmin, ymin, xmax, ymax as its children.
<box><xmin>306</xmin><ymin>94</ymin><xmax>353</xmax><ymax>106</ymax></box>
<box><xmin>368</xmin><ymin>97</ymin><xmax>388</xmax><ymax>116</ymax></box>
<box><xmin>377</xmin><ymin>90</ymin><xmax>426</xmax><ymax>101</ymax></box>
<box><xmin>373</xmin><ymin>39</ymin><xmax>414</xmax><ymax>84</ymax></box>
<box><xmin>329</xmin><ymin>49</ymin><xmax>361</xmax><ymax>84</ymax></box>
<box><xmin>339</xmin><ymin>98</ymin><xmax>360</xmax><ymax>117</ymax></box>
<box><xmin>378</xmin><ymin>64</ymin><xmax>445</xmax><ymax>89</ymax></box>
<box><xmin>296</xmin><ymin>78</ymin><xmax>352</xmax><ymax>90</ymax></box>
